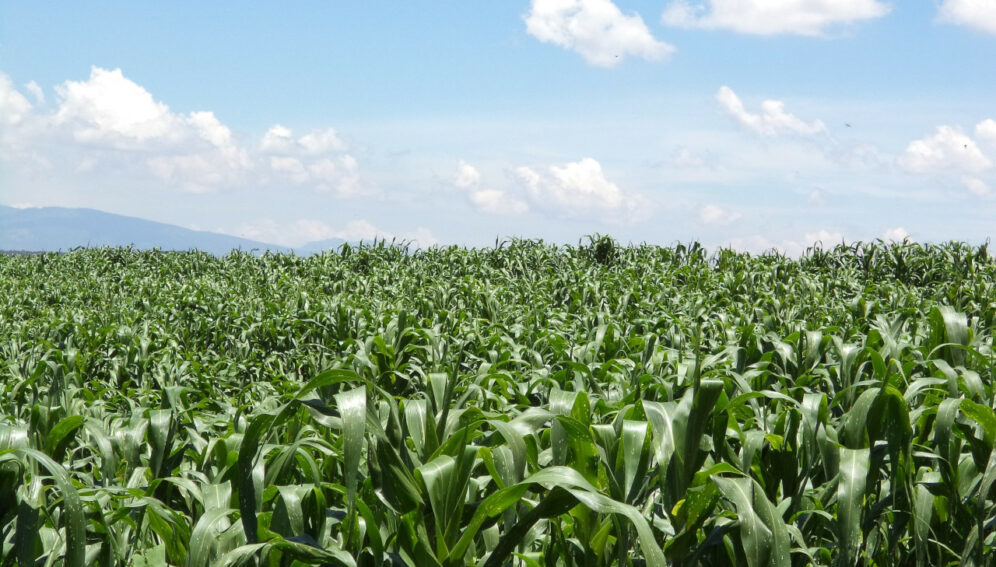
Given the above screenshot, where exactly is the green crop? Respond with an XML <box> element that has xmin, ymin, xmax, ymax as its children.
<box><xmin>1</xmin><ymin>238</ymin><xmax>995</xmax><ymax>566</ymax></box>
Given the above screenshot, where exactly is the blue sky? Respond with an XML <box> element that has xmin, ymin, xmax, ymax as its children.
<box><xmin>2</xmin><ymin>1</ymin><xmax>995</xmax><ymax>253</ymax></box>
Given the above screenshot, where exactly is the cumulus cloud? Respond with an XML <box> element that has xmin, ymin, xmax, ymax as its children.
<box><xmin>1</xmin><ymin>67</ymin><xmax>362</xmax><ymax>196</ymax></box>
<box><xmin>514</xmin><ymin>157</ymin><xmax>650</xmax><ymax>221</ymax></box>
<box><xmin>9</xmin><ymin>67</ymin><xmax>254</xmax><ymax>192</ymax></box>
<box><xmin>265</xmin><ymin>153</ymin><xmax>360</xmax><ymax>196</ymax></box>
<box><xmin>883</xmin><ymin>227</ymin><xmax>910</xmax><ymax>242</ymax></box>
<box><xmin>451</xmin><ymin>161</ymin><xmax>530</xmax><ymax>215</ymax></box>
<box><xmin>454</xmin><ymin>160</ymin><xmax>481</xmax><ymax>189</ymax></box>
<box><xmin>258</xmin><ymin>125</ymin><xmax>360</xmax><ymax>195</ymax></box>
<box><xmin>938</xmin><ymin>0</ymin><xmax>996</xmax><ymax>34</ymax></box>
<box><xmin>900</xmin><ymin>126</ymin><xmax>992</xmax><ymax>173</ymax></box>
<box><xmin>525</xmin><ymin>0</ymin><xmax>675</xmax><ymax>67</ymax></box>
<box><xmin>54</xmin><ymin>67</ymin><xmax>180</xmax><ymax>144</ymax></box>
<box><xmin>698</xmin><ymin>203</ymin><xmax>742</xmax><ymax>224</ymax></box>
<box><xmin>261</xmin><ymin>125</ymin><xmax>294</xmax><ymax>152</ymax></box>
<box><xmin>144</xmin><ymin>110</ymin><xmax>251</xmax><ymax>192</ymax></box>
<box><xmin>976</xmin><ymin>119</ymin><xmax>996</xmax><ymax>144</ymax></box>
<box><xmin>24</xmin><ymin>81</ymin><xmax>44</xmax><ymax>104</ymax></box>
<box><xmin>0</xmin><ymin>74</ymin><xmax>33</xmax><ymax>125</ymax></box>
<box><xmin>662</xmin><ymin>0</ymin><xmax>890</xmax><ymax>36</ymax></box>
<box><xmin>716</xmin><ymin>86</ymin><xmax>826</xmax><ymax>136</ymax></box>
<box><xmin>298</xmin><ymin>129</ymin><xmax>346</xmax><ymax>154</ymax></box>
<box><xmin>189</xmin><ymin>111</ymin><xmax>234</xmax><ymax>148</ymax></box>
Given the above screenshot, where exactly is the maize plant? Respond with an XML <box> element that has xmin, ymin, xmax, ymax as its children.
<box><xmin>1</xmin><ymin>238</ymin><xmax>995</xmax><ymax>566</ymax></box>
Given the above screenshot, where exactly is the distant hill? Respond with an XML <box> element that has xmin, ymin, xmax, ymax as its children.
<box><xmin>0</xmin><ymin>206</ymin><xmax>290</xmax><ymax>255</ymax></box>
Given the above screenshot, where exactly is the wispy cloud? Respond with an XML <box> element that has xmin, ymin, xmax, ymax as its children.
<box><xmin>716</xmin><ymin>86</ymin><xmax>826</xmax><ymax>136</ymax></box>
<box><xmin>699</xmin><ymin>203</ymin><xmax>742</xmax><ymax>225</ymax></box>
<box><xmin>662</xmin><ymin>0</ymin><xmax>890</xmax><ymax>36</ymax></box>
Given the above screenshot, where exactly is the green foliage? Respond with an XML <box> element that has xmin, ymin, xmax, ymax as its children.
<box><xmin>0</xmin><ymin>240</ymin><xmax>995</xmax><ymax>565</ymax></box>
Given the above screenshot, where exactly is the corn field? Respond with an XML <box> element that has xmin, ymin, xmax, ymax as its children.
<box><xmin>1</xmin><ymin>238</ymin><xmax>995</xmax><ymax>566</ymax></box>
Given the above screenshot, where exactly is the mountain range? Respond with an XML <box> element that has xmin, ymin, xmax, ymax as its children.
<box><xmin>0</xmin><ymin>206</ymin><xmax>346</xmax><ymax>255</ymax></box>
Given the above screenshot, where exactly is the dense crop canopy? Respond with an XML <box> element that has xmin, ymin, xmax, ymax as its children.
<box><xmin>1</xmin><ymin>238</ymin><xmax>995</xmax><ymax>566</ymax></box>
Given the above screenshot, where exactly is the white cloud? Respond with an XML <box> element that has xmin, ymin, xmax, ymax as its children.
<box><xmin>148</xmin><ymin>154</ymin><xmax>239</xmax><ymax>193</ymax></box>
<box><xmin>900</xmin><ymin>126</ymin><xmax>992</xmax><ymax>173</ymax></box>
<box><xmin>270</xmin><ymin>156</ymin><xmax>308</xmax><ymax>181</ymax></box>
<box><xmin>37</xmin><ymin>68</ymin><xmax>258</xmax><ymax>192</ymax></box>
<box><xmin>525</xmin><ymin>0</ymin><xmax>675</xmax><ymax>67</ymax></box>
<box><xmin>716</xmin><ymin>86</ymin><xmax>826</xmax><ymax>136</ymax></box>
<box><xmin>515</xmin><ymin>157</ymin><xmax>651</xmax><ymax>221</ymax></box>
<box><xmin>24</xmin><ymin>81</ymin><xmax>44</xmax><ymax>104</ymax></box>
<box><xmin>331</xmin><ymin>219</ymin><xmax>384</xmax><ymax>242</ymax></box>
<box><xmin>261</xmin><ymin>125</ymin><xmax>361</xmax><ymax>196</ymax></box>
<box><xmin>298</xmin><ymin>129</ymin><xmax>346</xmax><ymax>154</ymax></box>
<box><xmin>883</xmin><ymin>227</ymin><xmax>910</xmax><ymax>242</ymax></box>
<box><xmin>938</xmin><ymin>0</ymin><xmax>996</xmax><ymax>34</ymax></box>
<box><xmin>261</xmin><ymin>126</ymin><xmax>346</xmax><ymax>155</ymax></box>
<box><xmin>403</xmin><ymin>227</ymin><xmax>439</xmax><ymax>248</ymax></box>
<box><xmin>144</xmin><ymin>110</ymin><xmax>251</xmax><ymax>192</ymax></box>
<box><xmin>469</xmin><ymin>189</ymin><xmax>530</xmax><ymax>214</ymax></box>
<box><xmin>699</xmin><ymin>203</ymin><xmax>742</xmax><ymax>224</ymax></box>
<box><xmin>189</xmin><ymin>111</ymin><xmax>233</xmax><ymax>148</ymax></box>
<box><xmin>519</xmin><ymin>158</ymin><xmax>623</xmax><ymax>208</ymax></box>
<box><xmin>0</xmin><ymin>74</ymin><xmax>33</xmax><ymax>125</ymax></box>
<box><xmin>962</xmin><ymin>176</ymin><xmax>992</xmax><ymax>197</ymax></box>
<box><xmin>307</xmin><ymin>155</ymin><xmax>362</xmax><ymax>196</ymax></box>
<box><xmin>54</xmin><ymin>66</ymin><xmax>180</xmax><ymax>144</ymax></box>
<box><xmin>662</xmin><ymin>0</ymin><xmax>890</xmax><ymax>36</ymax></box>
<box><xmin>233</xmin><ymin>218</ymin><xmax>436</xmax><ymax>248</ymax></box>
<box><xmin>805</xmin><ymin>229</ymin><xmax>844</xmax><ymax>246</ymax></box>
<box><xmin>329</xmin><ymin>221</ymin><xmax>437</xmax><ymax>248</ymax></box>
<box><xmin>337</xmin><ymin>220</ymin><xmax>439</xmax><ymax>248</ymax></box>
<box><xmin>261</xmin><ymin>125</ymin><xmax>294</xmax><ymax>152</ymax></box>
<box><xmin>454</xmin><ymin>160</ymin><xmax>481</xmax><ymax>188</ymax></box>
<box><xmin>0</xmin><ymin>67</ymin><xmax>364</xmax><ymax>196</ymax></box>
<box><xmin>725</xmin><ymin>229</ymin><xmax>849</xmax><ymax>257</ymax></box>
<box><xmin>231</xmin><ymin>218</ymin><xmax>337</xmax><ymax>246</ymax></box>
<box><xmin>451</xmin><ymin>160</ymin><xmax>530</xmax><ymax>215</ymax></box>
<box><xmin>976</xmin><ymin>119</ymin><xmax>996</xmax><ymax>144</ymax></box>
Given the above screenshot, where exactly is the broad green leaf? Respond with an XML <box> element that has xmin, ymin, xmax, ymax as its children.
<box><xmin>837</xmin><ymin>447</ymin><xmax>870</xmax><ymax>567</ymax></box>
<box><xmin>334</xmin><ymin>385</ymin><xmax>367</xmax><ymax>509</ymax></box>
<box><xmin>0</xmin><ymin>448</ymin><xmax>86</xmax><ymax>567</ymax></box>
<box><xmin>714</xmin><ymin>475</ymin><xmax>790</xmax><ymax>567</ymax></box>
